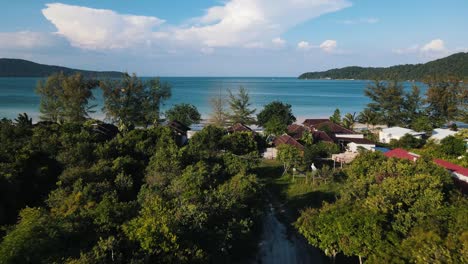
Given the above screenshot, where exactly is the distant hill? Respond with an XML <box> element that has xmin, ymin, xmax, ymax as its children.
<box><xmin>298</xmin><ymin>52</ymin><xmax>468</xmax><ymax>80</ymax></box>
<box><xmin>0</xmin><ymin>58</ymin><xmax>124</xmax><ymax>78</ymax></box>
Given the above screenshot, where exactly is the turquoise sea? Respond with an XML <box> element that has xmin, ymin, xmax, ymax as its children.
<box><xmin>0</xmin><ymin>77</ymin><xmax>426</xmax><ymax>122</ymax></box>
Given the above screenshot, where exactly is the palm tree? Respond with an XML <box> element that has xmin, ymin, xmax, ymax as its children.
<box><xmin>342</xmin><ymin>112</ymin><xmax>357</xmax><ymax>130</ymax></box>
<box><xmin>14</xmin><ymin>113</ymin><xmax>32</xmax><ymax>128</ymax></box>
<box><xmin>358</xmin><ymin>108</ymin><xmax>378</xmax><ymax>129</ymax></box>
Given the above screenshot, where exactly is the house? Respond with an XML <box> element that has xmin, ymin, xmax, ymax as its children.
<box><xmin>384</xmin><ymin>148</ymin><xmax>420</xmax><ymax>162</ymax></box>
<box><xmin>379</xmin><ymin>127</ymin><xmax>425</xmax><ymax>143</ymax></box>
<box><xmin>273</xmin><ymin>134</ymin><xmax>304</xmax><ymax>151</ymax></box>
<box><xmin>312</xmin><ymin>131</ymin><xmax>334</xmax><ymax>143</ymax></box>
<box><xmin>345</xmin><ymin>138</ymin><xmax>376</xmax><ymax>152</ymax></box>
<box><xmin>287</xmin><ymin>124</ymin><xmax>309</xmax><ymax>140</ymax></box>
<box><xmin>303</xmin><ymin>118</ymin><xmax>330</xmax><ymax>127</ymax></box>
<box><xmin>263</xmin><ymin>134</ymin><xmax>304</xmax><ymax>159</ymax></box>
<box><xmin>303</xmin><ymin>119</ymin><xmax>363</xmax><ymax>142</ymax></box>
<box><xmin>429</xmin><ymin>128</ymin><xmax>458</xmax><ymax>142</ymax></box>
<box><xmin>227</xmin><ymin>123</ymin><xmax>255</xmax><ymax>134</ymax></box>
<box><xmin>383</xmin><ymin>148</ymin><xmax>467</xmax><ymax>193</ymax></box>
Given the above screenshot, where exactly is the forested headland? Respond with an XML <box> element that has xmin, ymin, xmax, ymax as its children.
<box><xmin>0</xmin><ymin>58</ymin><xmax>123</xmax><ymax>78</ymax></box>
<box><xmin>298</xmin><ymin>52</ymin><xmax>468</xmax><ymax>80</ymax></box>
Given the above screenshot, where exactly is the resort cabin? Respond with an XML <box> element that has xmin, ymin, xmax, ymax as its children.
<box><xmin>384</xmin><ymin>148</ymin><xmax>467</xmax><ymax>193</ymax></box>
<box><xmin>287</xmin><ymin>124</ymin><xmax>310</xmax><ymax>140</ymax></box>
<box><xmin>264</xmin><ymin>134</ymin><xmax>304</xmax><ymax>159</ymax></box>
<box><xmin>227</xmin><ymin>123</ymin><xmax>255</xmax><ymax>134</ymax></box>
<box><xmin>379</xmin><ymin>127</ymin><xmax>425</xmax><ymax>143</ymax></box>
<box><xmin>429</xmin><ymin>128</ymin><xmax>458</xmax><ymax>142</ymax></box>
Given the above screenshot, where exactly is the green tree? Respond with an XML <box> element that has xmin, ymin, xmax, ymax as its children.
<box><xmin>425</xmin><ymin>76</ymin><xmax>465</xmax><ymax>124</ymax></box>
<box><xmin>101</xmin><ymin>74</ymin><xmax>171</xmax><ymax>128</ymax></box>
<box><xmin>165</xmin><ymin>103</ymin><xmax>201</xmax><ymax>126</ymax></box>
<box><xmin>36</xmin><ymin>72</ymin><xmax>96</xmax><ymax>123</ymax></box>
<box><xmin>264</xmin><ymin>116</ymin><xmax>287</xmax><ymax>136</ymax></box>
<box><xmin>14</xmin><ymin>113</ymin><xmax>32</xmax><ymax>128</ymax></box>
<box><xmin>256</xmin><ymin>101</ymin><xmax>296</xmax><ymax>127</ymax></box>
<box><xmin>364</xmin><ymin>80</ymin><xmax>405</xmax><ymax>126</ymax></box>
<box><xmin>358</xmin><ymin>108</ymin><xmax>379</xmax><ymax>129</ymax></box>
<box><xmin>330</xmin><ymin>108</ymin><xmax>342</xmax><ymax>124</ymax></box>
<box><xmin>276</xmin><ymin>144</ymin><xmax>302</xmax><ymax>175</ymax></box>
<box><xmin>411</xmin><ymin>116</ymin><xmax>433</xmax><ymax>133</ymax></box>
<box><xmin>209</xmin><ymin>93</ymin><xmax>228</xmax><ymax>127</ymax></box>
<box><xmin>389</xmin><ymin>134</ymin><xmax>425</xmax><ymax>149</ymax></box>
<box><xmin>403</xmin><ymin>85</ymin><xmax>424</xmax><ymax>124</ymax></box>
<box><xmin>439</xmin><ymin>136</ymin><xmax>466</xmax><ymax>156</ymax></box>
<box><xmin>227</xmin><ymin>87</ymin><xmax>256</xmax><ymax>124</ymax></box>
<box><xmin>221</xmin><ymin>132</ymin><xmax>257</xmax><ymax>155</ymax></box>
<box><xmin>342</xmin><ymin>112</ymin><xmax>357</xmax><ymax>129</ymax></box>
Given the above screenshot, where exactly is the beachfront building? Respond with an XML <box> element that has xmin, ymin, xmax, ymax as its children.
<box><xmin>263</xmin><ymin>134</ymin><xmax>304</xmax><ymax>159</ymax></box>
<box><xmin>379</xmin><ymin>127</ymin><xmax>425</xmax><ymax>143</ymax></box>
<box><xmin>167</xmin><ymin>120</ymin><xmax>190</xmax><ymax>145</ymax></box>
<box><xmin>429</xmin><ymin>128</ymin><xmax>458</xmax><ymax>142</ymax></box>
<box><xmin>227</xmin><ymin>123</ymin><xmax>255</xmax><ymax>134</ymax></box>
<box><xmin>384</xmin><ymin>148</ymin><xmax>467</xmax><ymax>193</ymax></box>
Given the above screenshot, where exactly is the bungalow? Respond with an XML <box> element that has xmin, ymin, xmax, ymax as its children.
<box><xmin>379</xmin><ymin>127</ymin><xmax>425</xmax><ymax>143</ymax></box>
<box><xmin>167</xmin><ymin>120</ymin><xmax>190</xmax><ymax>145</ymax></box>
<box><xmin>287</xmin><ymin>124</ymin><xmax>309</xmax><ymax>140</ymax></box>
<box><xmin>429</xmin><ymin>128</ymin><xmax>458</xmax><ymax>142</ymax></box>
<box><xmin>227</xmin><ymin>123</ymin><xmax>255</xmax><ymax>134</ymax></box>
<box><xmin>264</xmin><ymin>134</ymin><xmax>304</xmax><ymax>159</ymax></box>
<box><xmin>384</xmin><ymin>148</ymin><xmax>467</xmax><ymax>193</ymax></box>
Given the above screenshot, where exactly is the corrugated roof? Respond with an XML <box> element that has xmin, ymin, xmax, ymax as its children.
<box><xmin>274</xmin><ymin>134</ymin><xmax>304</xmax><ymax>151</ymax></box>
<box><xmin>434</xmin><ymin>159</ymin><xmax>468</xmax><ymax>177</ymax></box>
<box><xmin>384</xmin><ymin>148</ymin><xmax>420</xmax><ymax>161</ymax></box>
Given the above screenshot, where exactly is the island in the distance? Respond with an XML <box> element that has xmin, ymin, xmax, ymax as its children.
<box><xmin>0</xmin><ymin>58</ymin><xmax>124</xmax><ymax>78</ymax></box>
<box><xmin>299</xmin><ymin>52</ymin><xmax>468</xmax><ymax>81</ymax></box>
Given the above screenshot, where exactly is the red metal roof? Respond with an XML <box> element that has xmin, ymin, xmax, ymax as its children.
<box><xmin>434</xmin><ymin>159</ymin><xmax>468</xmax><ymax>177</ymax></box>
<box><xmin>274</xmin><ymin>134</ymin><xmax>304</xmax><ymax>151</ymax></box>
<box><xmin>384</xmin><ymin>148</ymin><xmax>420</xmax><ymax>161</ymax></box>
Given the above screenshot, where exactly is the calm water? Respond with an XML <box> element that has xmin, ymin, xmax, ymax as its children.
<box><xmin>0</xmin><ymin>77</ymin><xmax>425</xmax><ymax>121</ymax></box>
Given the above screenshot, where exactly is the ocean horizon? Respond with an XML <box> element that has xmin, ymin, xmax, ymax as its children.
<box><xmin>0</xmin><ymin>77</ymin><xmax>427</xmax><ymax>122</ymax></box>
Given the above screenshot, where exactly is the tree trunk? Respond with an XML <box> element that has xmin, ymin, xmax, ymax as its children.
<box><xmin>359</xmin><ymin>255</ymin><xmax>362</xmax><ymax>264</ymax></box>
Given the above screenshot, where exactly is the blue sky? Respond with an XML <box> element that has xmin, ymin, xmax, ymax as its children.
<box><xmin>0</xmin><ymin>0</ymin><xmax>467</xmax><ymax>76</ymax></box>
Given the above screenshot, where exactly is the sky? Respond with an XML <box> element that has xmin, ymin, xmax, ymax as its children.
<box><xmin>0</xmin><ymin>0</ymin><xmax>467</xmax><ymax>76</ymax></box>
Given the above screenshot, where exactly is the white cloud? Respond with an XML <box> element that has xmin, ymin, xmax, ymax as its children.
<box><xmin>392</xmin><ymin>44</ymin><xmax>419</xmax><ymax>55</ymax></box>
<box><xmin>320</xmin><ymin>39</ymin><xmax>337</xmax><ymax>53</ymax></box>
<box><xmin>297</xmin><ymin>41</ymin><xmax>312</xmax><ymax>50</ymax></box>
<box><xmin>272</xmin><ymin>37</ymin><xmax>286</xmax><ymax>47</ymax></box>
<box><xmin>340</xmin><ymin>17</ymin><xmax>379</xmax><ymax>25</ymax></box>
<box><xmin>0</xmin><ymin>31</ymin><xmax>59</xmax><ymax>50</ymax></box>
<box><xmin>42</xmin><ymin>3</ymin><xmax>165</xmax><ymax>49</ymax></box>
<box><xmin>41</xmin><ymin>1</ymin><xmax>351</xmax><ymax>51</ymax></box>
<box><xmin>421</xmin><ymin>39</ymin><xmax>446</xmax><ymax>52</ymax></box>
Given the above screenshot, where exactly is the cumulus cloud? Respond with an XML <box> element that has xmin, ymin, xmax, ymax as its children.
<box><xmin>41</xmin><ymin>1</ymin><xmax>350</xmax><ymax>51</ymax></box>
<box><xmin>272</xmin><ymin>37</ymin><xmax>286</xmax><ymax>47</ymax></box>
<box><xmin>421</xmin><ymin>39</ymin><xmax>446</xmax><ymax>52</ymax></box>
<box><xmin>42</xmin><ymin>3</ymin><xmax>165</xmax><ymax>49</ymax></box>
<box><xmin>297</xmin><ymin>41</ymin><xmax>312</xmax><ymax>50</ymax></box>
<box><xmin>0</xmin><ymin>31</ymin><xmax>60</xmax><ymax>50</ymax></box>
<box><xmin>320</xmin><ymin>39</ymin><xmax>337</xmax><ymax>52</ymax></box>
<box><xmin>394</xmin><ymin>39</ymin><xmax>453</xmax><ymax>58</ymax></box>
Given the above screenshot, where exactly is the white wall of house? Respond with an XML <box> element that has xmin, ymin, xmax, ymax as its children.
<box><xmin>263</xmin><ymin>148</ymin><xmax>278</xmax><ymax>159</ymax></box>
<box><xmin>347</xmin><ymin>142</ymin><xmax>375</xmax><ymax>152</ymax></box>
<box><xmin>335</xmin><ymin>134</ymin><xmax>364</xmax><ymax>139</ymax></box>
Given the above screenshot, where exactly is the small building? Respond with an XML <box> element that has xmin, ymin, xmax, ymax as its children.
<box><xmin>345</xmin><ymin>138</ymin><xmax>376</xmax><ymax>152</ymax></box>
<box><xmin>274</xmin><ymin>134</ymin><xmax>304</xmax><ymax>151</ymax></box>
<box><xmin>227</xmin><ymin>123</ymin><xmax>255</xmax><ymax>134</ymax></box>
<box><xmin>379</xmin><ymin>127</ymin><xmax>424</xmax><ymax>143</ymax></box>
<box><xmin>434</xmin><ymin>159</ymin><xmax>468</xmax><ymax>192</ymax></box>
<box><xmin>384</xmin><ymin>148</ymin><xmax>420</xmax><ymax>162</ymax></box>
<box><xmin>312</xmin><ymin>131</ymin><xmax>334</xmax><ymax>143</ymax></box>
<box><xmin>287</xmin><ymin>124</ymin><xmax>309</xmax><ymax>140</ymax></box>
<box><xmin>429</xmin><ymin>128</ymin><xmax>458</xmax><ymax>142</ymax></box>
<box><xmin>167</xmin><ymin>120</ymin><xmax>190</xmax><ymax>145</ymax></box>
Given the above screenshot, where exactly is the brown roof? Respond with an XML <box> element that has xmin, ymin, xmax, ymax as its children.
<box><xmin>303</xmin><ymin>119</ymin><xmax>330</xmax><ymax>127</ymax></box>
<box><xmin>227</xmin><ymin>123</ymin><xmax>254</xmax><ymax>134</ymax></box>
<box><xmin>274</xmin><ymin>134</ymin><xmax>304</xmax><ymax>151</ymax></box>
<box><xmin>167</xmin><ymin>120</ymin><xmax>190</xmax><ymax>135</ymax></box>
<box><xmin>287</xmin><ymin>124</ymin><xmax>309</xmax><ymax>140</ymax></box>
<box><xmin>314</xmin><ymin>121</ymin><xmax>357</xmax><ymax>134</ymax></box>
<box><xmin>312</xmin><ymin>131</ymin><xmax>334</xmax><ymax>143</ymax></box>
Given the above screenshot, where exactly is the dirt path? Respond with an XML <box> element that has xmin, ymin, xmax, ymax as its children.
<box><xmin>255</xmin><ymin>204</ymin><xmax>324</xmax><ymax>264</ymax></box>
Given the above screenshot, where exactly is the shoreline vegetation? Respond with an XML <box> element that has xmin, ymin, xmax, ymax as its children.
<box><xmin>0</xmin><ymin>70</ymin><xmax>467</xmax><ymax>263</ymax></box>
<box><xmin>299</xmin><ymin>52</ymin><xmax>468</xmax><ymax>81</ymax></box>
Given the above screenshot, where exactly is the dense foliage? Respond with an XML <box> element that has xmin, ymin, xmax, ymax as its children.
<box><xmin>296</xmin><ymin>152</ymin><xmax>467</xmax><ymax>264</ymax></box>
<box><xmin>0</xmin><ymin>120</ymin><xmax>264</xmax><ymax>263</ymax></box>
<box><xmin>165</xmin><ymin>103</ymin><xmax>201</xmax><ymax>126</ymax></box>
<box><xmin>299</xmin><ymin>52</ymin><xmax>468</xmax><ymax>80</ymax></box>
